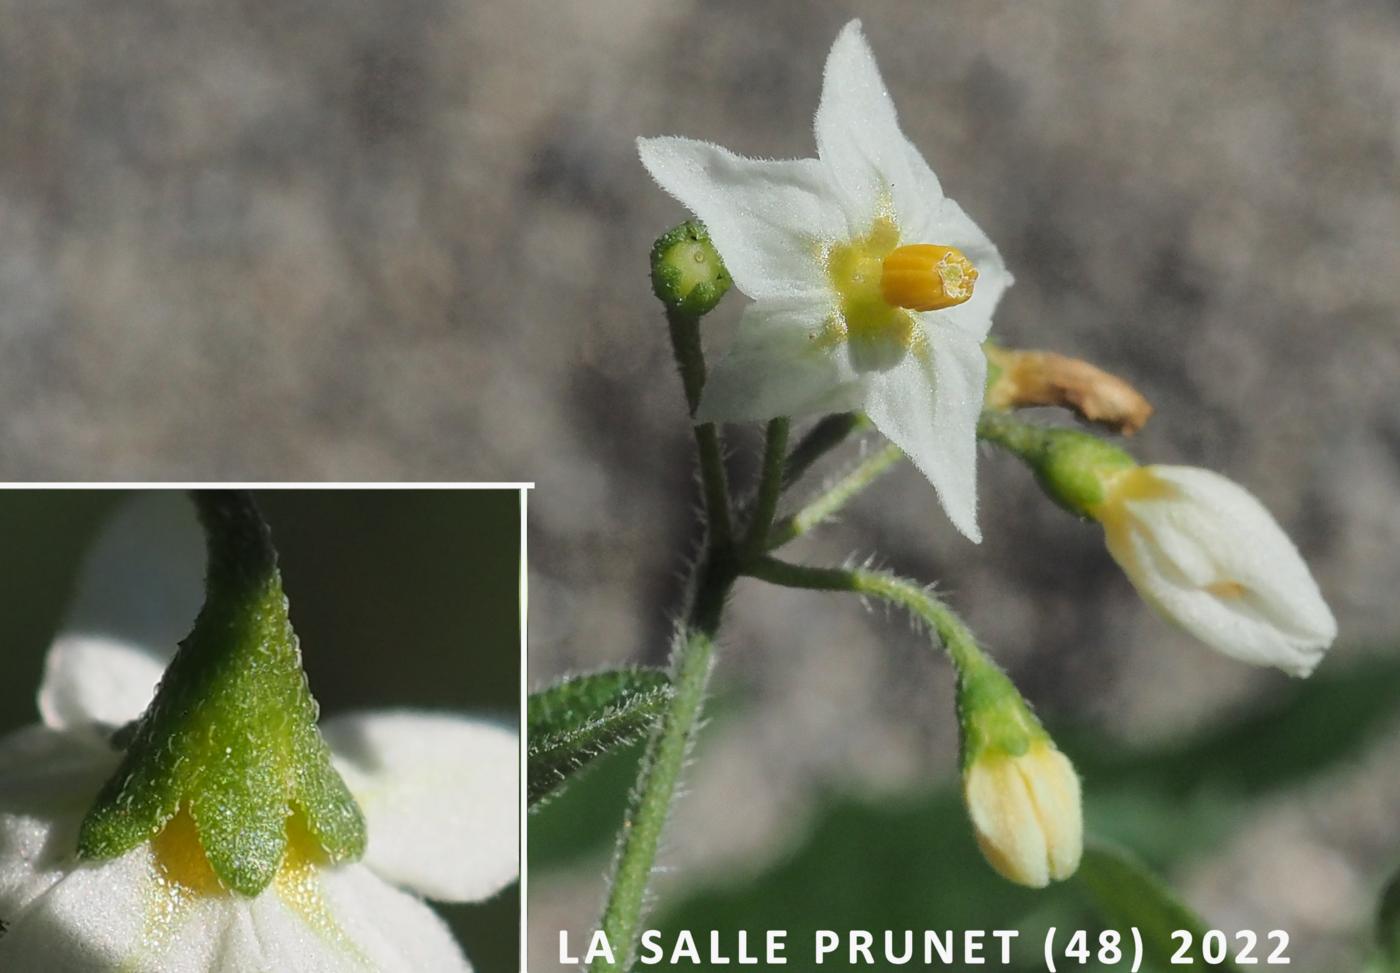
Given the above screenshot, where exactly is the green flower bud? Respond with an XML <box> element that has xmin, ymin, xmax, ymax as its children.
<box><xmin>978</xmin><ymin>412</ymin><xmax>1137</xmax><ymax>517</ymax></box>
<box><xmin>650</xmin><ymin>220</ymin><xmax>731</xmax><ymax>317</ymax></box>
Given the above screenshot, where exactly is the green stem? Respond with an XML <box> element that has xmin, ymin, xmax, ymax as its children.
<box><xmin>191</xmin><ymin>490</ymin><xmax>279</xmax><ymax>595</ymax></box>
<box><xmin>592</xmin><ymin>552</ymin><xmax>734</xmax><ymax>972</ymax></box>
<box><xmin>976</xmin><ymin>409</ymin><xmax>1055</xmax><ymax>461</ymax></box>
<box><xmin>668</xmin><ymin>308</ymin><xmax>733</xmax><ymax>548</ymax></box>
<box><xmin>742</xmin><ymin>417</ymin><xmax>790</xmax><ymax>560</ymax></box>
<box><xmin>743</xmin><ymin>557</ymin><xmax>982</xmax><ymax>673</ymax></box>
<box><xmin>782</xmin><ymin>412</ymin><xmax>868</xmax><ymax>489</ymax></box>
<box><xmin>767</xmin><ymin>443</ymin><xmax>904</xmax><ymax>550</ymax></box>
<box><xmin>594</xmin><ymin>304</ymin><xmax>743</xmax><ymax>972</ymax></box>
<box><xmin>593</xmin><ymin>623</ymin><xmax>717</xmax><ymax>973</ymax></box>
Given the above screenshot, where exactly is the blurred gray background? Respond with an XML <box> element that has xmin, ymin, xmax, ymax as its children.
<box><xmin>0</xmin><ymin>0</ymin><xmax>1398</xmax><ymax>968</ymax></box>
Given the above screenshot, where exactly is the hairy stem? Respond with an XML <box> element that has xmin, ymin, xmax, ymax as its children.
<box><xmin>976</xmin><ymin>409</ymin><xmax>1055</xmax><ymax>460</ymax></box>
<box><xmin>593</xmin><ymin>623</ymin><xmax>717</xmax><ymax>973</ymax></box>
<box><xmin>668</xmin><ymin>308</ymin><xmax>733</xmax><ymax>548</ymax></box>
<box><xmin>743</xmin><ymin>557</ymin><xmax>982</xmax><ymax>673</ymax></box>
<box><xmin>594</xmin><ymin>308</ymin><xmax>743</xmax><ymax>971</ymax></box>
<box><xmin>782</xmin><ymin>411</ymin><xmax>868</xmax><ymax>489</ymax></box>
<box><xmin>767</xmin><ymin>443</ymin><xmax>904</xmax><ymax>550</ymax></box>
<box><xmin>742</xmin><ymin>417</ymin><xmax>790</xmax><ymax>560</ymax></box>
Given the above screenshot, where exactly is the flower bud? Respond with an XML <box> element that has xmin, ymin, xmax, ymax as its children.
<box><xmin>1094</xmin><ymin>465</ymin><xmax>1337</xmax><ymax>676</ymax></box>
<box><xmin>964</xmin><ymin>738</ymin><xmax>1083</xmax><ymax>889</ymax></box>
<box><xmin>650</xmin><ymin>220</ymin><xmax>731</xmax><ymax>317</ymax></box>
<box><xmin>957</xmin><ymin>658</ymin><xmax>1082</xmax><ymax>888</ymax></box>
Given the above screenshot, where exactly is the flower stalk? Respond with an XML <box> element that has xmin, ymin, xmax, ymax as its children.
<box><xmin>742</xmin><ymin>417</ymin><xmax>790</xmax><ymax>560</ymax></box>
<box><xmin>668</xmin><ymin>307</ymin><xmax>734</xmax><ymax>549</ymax></box>
<box><xmin>743</xmin><ymin>557</ymin><xmax>1082</xmax><ymax>888</ymax></box>
<box><xmin>781</xmin><ymin>411</ymin><xmax>869</xmax><ymax>490</ymax></box>
<box><xmin>767</xmin><ymin>442</ymin><xmax>904</xmax><ymax>549</ymax></box>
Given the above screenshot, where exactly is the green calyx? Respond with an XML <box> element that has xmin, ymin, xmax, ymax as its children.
<box><xmin>76</xmin><ymin>491</ymin><xmax>366</xmax><ymax>897</ymax></box>
<box><xmin>955</xmin><ymin>652</ymin><xmax>1046</xmax><ymax>771</ymax></box>
<box><xmin>650</xmin><ymin>221</ymin><xmax>731</xmax><ymax>317</ymax></box>
<box><xmin>977</xmin><ymin>411</ymin><xmax>1137</xmax><ymax>518</ymax></box>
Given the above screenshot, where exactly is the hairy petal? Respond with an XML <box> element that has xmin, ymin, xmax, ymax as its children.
<box><xmin>0</xmin><ymin>843</ymin><xmax>233</xmax><ymax>972</ymax></box>
<box><xmin>0</xmin><ymin>727</ymin><xmax>119</xmax><ymax>919</ymax></box>
<box><xmin>638</xmin><ymin>137</ymin><xmax>841</xmax><ymax>300</ymax></box>
<box><xmin>241</xmin><ymin>864</ymin><xmax>473</xmax><ymax>973</ymax></box>
<box><xmin>324</xmin><ymin>711</ymin><xmax>518</xmax><ymax>904</ymax></box>
<box><xmin>862</xmin><ymin>326</ymin><xmax>987</xmax><ymax>542</ymax></box>
<box><xmin>697</xmin><ymin>297</ymin><xmax>866</xmax><ymax>423</ymax></box>
<box><xmin>814</xmin><ymin>21</ymin><xmax>945</xmax><ymax>235</ymax></box>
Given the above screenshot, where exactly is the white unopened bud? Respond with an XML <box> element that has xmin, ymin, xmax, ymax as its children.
<box><xmin>1095</xmin><ymin>465</ymin><xmax>1337</xmax><ymax>677</ymax></box>
<box><xmin>963</xmin><ymin>738</ymin><xmax>1082</xmax><ymax>889</ymax></box>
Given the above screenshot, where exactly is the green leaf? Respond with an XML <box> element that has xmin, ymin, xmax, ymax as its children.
<box><xmin>1076</xmin><ymin>841</ymin><xmax>1240</xmax><ymax>973</ymax></box>
<box><xmin>1075</xmin><ymin>657</ymin><xmax>1400</xmax><ymax>800</ymax></box>
<box><xmin>1377</xmin><ymin>863</ymin><xmax>1400</xmax><ymax>971</ymax></box>
<box><xmin>1072</xmin><ymin>657</ymin><xmax>1400</xmax><ymax>866</ymax></box>
<box><xmin>528</xmin><ymin>667</ymin><xmax>672</xmax><ymax>807</ymax></box>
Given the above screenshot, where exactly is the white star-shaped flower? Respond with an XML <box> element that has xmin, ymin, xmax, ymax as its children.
<box><xmin>639</xmin><ymin>20</ymin><xmax>1012</xmax><ymax>541</ymax></box>
<box><xmin>0</xmin><ymin>495</ymin><xmax>517</xmax><ymax>971</ymax></box>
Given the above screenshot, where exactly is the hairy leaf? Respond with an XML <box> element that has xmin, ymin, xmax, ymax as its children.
<box><xmin>528</xmin><ymin>668</ymin><xmax>672</xmax><ymax>807</ymax></box>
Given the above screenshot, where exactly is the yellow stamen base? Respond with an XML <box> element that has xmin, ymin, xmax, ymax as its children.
<box><xmin>881</xmin><ymin>244</ymin><xmax>978</xmax><ymax>311</ymax></box>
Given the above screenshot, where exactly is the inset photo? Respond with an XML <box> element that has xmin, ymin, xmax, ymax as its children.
<box><xmin>0</xmin><ymin>488</ymin><xmax>522</xmax><ymax>973</ymax></box>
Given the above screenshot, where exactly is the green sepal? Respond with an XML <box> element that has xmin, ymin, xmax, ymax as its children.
<box><xmin>954</xmin><ymin>650</ymin><xmax>1046</xmax><ymax>771</ymax></box>
<box><xmin>76</xmin><ymin>492</ymin><xmax>366</xmax><ymax>897</ymax></box>
<box><xmin>528</xmin><ymin>667</ymin><xmax>673</xmax><ymax>808</ymax></box>
<box><xmin>977</xmin><ymin>411</ymin><xmax>1137</xmax><ymax>517</ymax></box>
<box><xmin>650</xmin><ymin>221</ymin><xmax>731</xmax><ymax>317</ymax></box>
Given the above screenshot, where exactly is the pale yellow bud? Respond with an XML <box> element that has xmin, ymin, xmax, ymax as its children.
<box><xmin>963</xmin><ymin>739</ymin><xmax>1082</xmax><ymax>888</ymax></box>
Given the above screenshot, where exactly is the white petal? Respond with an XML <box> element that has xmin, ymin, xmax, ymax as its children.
<box><xmin>39</xmin><ymin>492</ymin><xmax>205</xmax><ymax>733</ymax></box>
<box><xmin>0</xmin><ymin>843</ymin><xmax>232</xmax><ymax>972</ymax></box>
<box><xmin>1104</xmin><ymin>466</ymin><xmax>1337</xmax><ymax>675</ymax></box>
<box><xmin>0</xmin><ymin>726</ymin><xmax>119</xmax><ymax>920</ymax></box>
<box><xmin>37</xmin><ymin>640</ymin><xmax>169</xmax><ymax>741</ymax></box>
<box><xmin>242</xmin><ymin>864</ymin><xmax>472</xmax><ymax>973</ymax></box>
<box><xmin>323</xmin><ymin>711</ymin><xmax>518</xmax><ymax>903</ymax></box>
<box><xmin>814</xmin><ymin>21</ymin><xmax>945</xmax><ymax>235</ymax></box>
<box><xmin>696</xmin><ymin>297</ymin><xmax>866</xmax><ymax>423</ymax></box>
<box><xmin>912</xmin><ymin>198</ymin><xmax>1013</xmax><ymax>343</ymax></box>
<box><xmin>637</xmin><ymin>137</ymin><xmax>842</xmax><ymax>300</ymax></box>
<box><xmin>862</xmin><ymin>327</ymin><xmax>987</xmax><ymax>542</ymax></box>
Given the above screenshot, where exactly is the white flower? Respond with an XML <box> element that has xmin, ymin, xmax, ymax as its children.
<box><xmin>0</xmin><ymin>495</ymin><xmax>518</xmax><ymax>972</ymax></box>
<box><xmin>638</xmin><ymin>20</ymin><xmax>1011</xmax><ymax>542</ymax></box>
<box><xmin>1096</xmin><ymin>465</ymin><xmax>1337</xmax><ymax>676</ymax></box>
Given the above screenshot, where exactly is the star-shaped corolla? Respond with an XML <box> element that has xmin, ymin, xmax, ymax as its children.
<box><xmin>0</xmin><ymin>495</ymin><xmax>517</xmax><ymax>972</ymax></box>
<box><xmin>638</xmin><ymin>20</ymin><xmax>1011</xmax><ymax>541</ymax></box>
